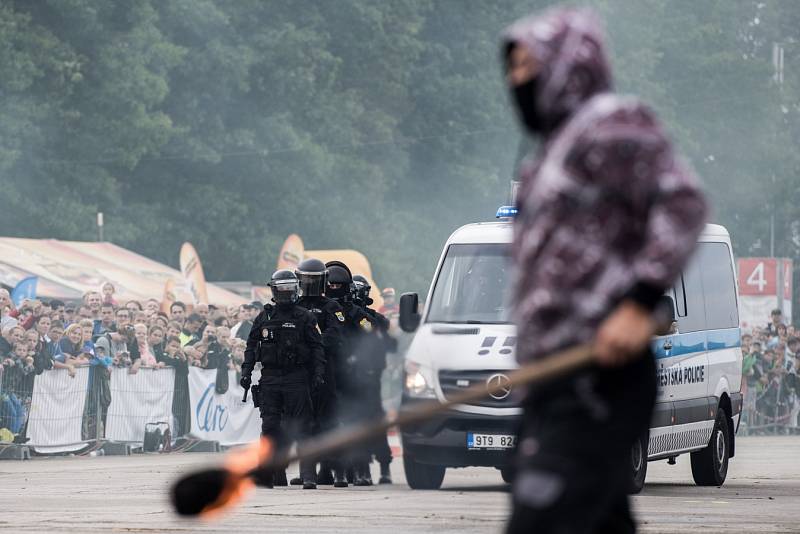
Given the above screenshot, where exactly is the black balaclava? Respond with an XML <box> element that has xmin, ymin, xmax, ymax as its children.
<box><xmin>512</xmin><ymin>75</ymin><xmax>545</xmax><ymax>134</ymax></box>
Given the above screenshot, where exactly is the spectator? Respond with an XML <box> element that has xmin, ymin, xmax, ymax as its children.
<box><xmin>77</xmin><ymin>306</ymin><xmax>93</xmax><ymax>320</ymax></box>
<box><xmin>0</xmin><ymin>326</ymin><xmax>25</xmax><ymax>358</ymax></box>
<box><xmin>231</xmin><ymin>304</ymin><xmax>254</xmax><ymax>340</ymax></box>
<box><xmin>84</xmin><ymin>291</ymin><xmax>102</xmax><ymax>321</ymax></box>
<box><xmin>194</xmin><ymin>303</ymin><xmax>210</xmax><ymax>322</ymax></box>
<box><xmin>144</xmin><ymin>298</ymin><xmax>160</xmax><ymax>317</ymax></box>
<box><xmin>62</xmin><ymin>306</ymin><xmax>76</xmax><ymax>325</ymax></box>
<box><xmin>78</xmin><ymin>318</ymin><xmax>97</xmax><ymax>359</ymax></box>
<box><xmin>94</xmin><ymin>303</ymin><xmax>116</xmax><ymax>338</ymax></box>
<box><xmin>151</xmin><ymin>313</ymin><xmax>169</xmax><ymax>330</ymax></box>
<box><xmin>786</xmin><ymin>337</ymin><xmax>800</xmax><ymax>373</ymax></box>
<box><xmin>49</xmin><ymin>299</ymin><xmax>66</xmax><ymax>323</ymax></box>
<box><xmin>170</xmin><ymin>301</ymin><xmax>187</xmax><ymax>325</ymax></box>
<box><xmin>125</xmin><ymin>300</ymin><xmax>143</xmax><ymax>315</ymax></box>
<box><xmin>767</xmin><ymin>308</ymin><xmax>784</xmax><ymax>336</ymax></box>
<box><xmin>58</xmin><ymin>324</ymin><xmax>90</xmax><ymax>366</ymax></box>
<box><xmin>147</xmin><ymin>325</ymin><xmax>166</xmax><ymax>358</ymax></box>
<box><xmin>101</xmin><ymin>282</ymin><xmax>118</xmax><ymax>307</ymax></box>
<box><xmin>180</xmin><ymin>313</ymin><xmax>203</xmax><ymax>346</ymax></box>
<box><xmin>166</xmin><ymin>321</ymin><xmax>182</xmax><ymax>341</ymax></box>
<box><xmin>132</xmin><ymin>323</ymin><xmax>159</xmax><ymax>368</ymax></box>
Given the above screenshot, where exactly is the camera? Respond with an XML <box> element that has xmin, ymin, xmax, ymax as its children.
<box><xmin>122</xmin><ymin>324</ymin><xmax>135</xmax><ymax>336</ymax></box>
<box><xmin>207</xmin><ymin>333</ymin><xmax>217</xmax><ymax>343</ymax></box>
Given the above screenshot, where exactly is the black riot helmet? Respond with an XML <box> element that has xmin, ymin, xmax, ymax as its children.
<box><xmin>352</xmin><ymin>274</ymin><xmax>373</xmax><ymax>307</ymax></box>
<box><xmin>269</xmin><ymin>269</ymin><xmax>300</xmax><ymax>306</ymax></box>
<box><xmin>295</xmin><ymin>258</ymin><xmax>327</xmax><ymax>297</ymax></box>
<box><xmin>325</xmin><ymin>261</ymin><xmax>352</xmax><ymax>301</ymax></box>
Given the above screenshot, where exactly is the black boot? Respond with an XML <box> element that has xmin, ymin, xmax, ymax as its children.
<box><xmin>317</xmin><ymin>462</ymin><xmax>334</xmax><ymax>485</ymax></box>
<box><xmin>251</xmin><ymin>469</ymin><xmax>274</xmax><ymax>489</ymax></box>
<box><xmin>289</xmin><ymin>476</ymin><xmax>303</xmax><ymax>486</ymax></box>
<box><xmin>353</xmin><ymin>463</ymin><xmax>372</xmax><ymax>486</ymax></box>
<box><xmin>273</xmin><ymin>469</ymin><xmax>288</xmax><ymax>487</ymax></box>
<box><xmin>379</xmin><ymin>462</ymin><xmax>392</xmax><ymax>484</ymax></box>
<box><xmin>302</xmin><ymin>478</ymin><xmax>317</xmax><ymax>490</ymax></box>
<box><xmin>333</xmin><ymin>468</ymin><xmax>348</xmax><ymax>488</ymax></box>
<box><xmin>346</xmin><ymin>466</ymin><xmax>355</xmax><ymax>484</ymax></box>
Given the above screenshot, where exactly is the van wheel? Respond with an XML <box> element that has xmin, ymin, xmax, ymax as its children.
<box><xmin>403</xmin><ymin>454</ymin><xmax>445</xmax><ymax>490</ymax></box>
<box><xmin>628</xmin><ymin>433</ymin><xmax>648</xmax><ymax>494</ymax></box>
<box><xmin>500</xmin><ymin>466</ymin><xmax>515</xmax><ymax>484</ymax></box>
<box><xmin>691</xmin><ymin>407</ymin><xmax>730</xmax><ymax>487</ymax></box>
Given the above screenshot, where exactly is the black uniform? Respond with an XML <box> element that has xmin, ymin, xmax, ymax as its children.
<box><xmin>334</xmin><ymin>301</ymin><xmax>381</xmax><ymax>480</ymax></box>
<box><xmin>243</xmin><ymin>303</ymin><xmax>325</xmax><ymax>483</ymax></box>
<box><xmin>361</xmin><ymin>307</ymin><xmax>394</xmax><ymax>467</ymax></box>
<box><xmin>296</xmin><ymin>295</ymin><xmax>345</xmax><ymax>433</ymax></box>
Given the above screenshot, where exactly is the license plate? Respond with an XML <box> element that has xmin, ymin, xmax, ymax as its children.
<box><xmin>467</xmin><ymin>433</ymin><xmax>516</xmax><ymax>450</ymax></box>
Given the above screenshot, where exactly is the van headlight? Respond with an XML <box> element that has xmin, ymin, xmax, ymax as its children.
<box><xmin>404</xmin><ymin>361</ymin><xmax>436</xmax><ymax>399</ymax></box>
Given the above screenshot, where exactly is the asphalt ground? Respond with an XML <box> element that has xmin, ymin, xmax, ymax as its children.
<box><xmin>0</xmin><ymin>435</ymin><xmax>797</xmax><ymax>533</ymax></box>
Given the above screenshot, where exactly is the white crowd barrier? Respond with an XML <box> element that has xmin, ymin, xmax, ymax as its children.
<box><xmin>187</xmin><ymin>368</ymin><xmax>261</xmax><ymax>446</ymax></box>
<box><xmin>13</xmin><ymin>366</ymin><xmax>264</xmax><ymax>453</ymax></box>
<box><xmin>106</xmin><ymin>367</ymin><xmax>176</xmax><ymax>444</ymax></box>
<box><xmin>26</xmin><ymin>367</ymin><xmax>91</xmax><ymax>454</ymax></box>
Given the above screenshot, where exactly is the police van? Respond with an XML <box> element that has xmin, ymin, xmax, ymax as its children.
<box><xmin>398</xmin><ymin>208</ymin><xmax>743</xmax><ymax>492</ymax></box>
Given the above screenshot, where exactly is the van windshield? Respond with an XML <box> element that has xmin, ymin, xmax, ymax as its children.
<box><xmin>426</xmin><ymin>243</ymin><xmax>512</xmax><ymax>324</ymax></box>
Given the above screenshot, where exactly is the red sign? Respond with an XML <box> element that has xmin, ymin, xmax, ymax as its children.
<box><xmin>738</xmin><ymin>258</ymin><xmax>777</xmax><ymax>296</ymax></box>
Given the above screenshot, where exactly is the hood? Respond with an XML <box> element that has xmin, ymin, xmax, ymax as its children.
<box><xmin>503</xmin><ymin>7</ymin><xmax>612</xmax><ymax>135</ymax></box>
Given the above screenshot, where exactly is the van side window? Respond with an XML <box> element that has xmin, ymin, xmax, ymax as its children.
<box><xmin>673</xmin><ymin>275</ymin><xmax>687</xmax><ymax>317</ymax></box>
<box><xmin>698</xmin><ymin>242</ymin><xmax>739</xmax><ymax>329</ymax></box>
<box><xmin>677</xmin><ymin>252</ymin><xmax>706</xmax><ymax>333</ymax></box>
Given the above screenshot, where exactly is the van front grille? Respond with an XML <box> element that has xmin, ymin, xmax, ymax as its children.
<box><xmin>438</xmin><ymin>369</ymin><xmax>521</xmax><ymax>408</ymax></box>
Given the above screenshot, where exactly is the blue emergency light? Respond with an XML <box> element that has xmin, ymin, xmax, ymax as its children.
<box><xmin>495</xmin><ymin>205</ymin><xmax>518</xmax><ymax>219</ymax></box>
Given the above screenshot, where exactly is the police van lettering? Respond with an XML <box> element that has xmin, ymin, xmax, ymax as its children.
<box><xmin>657</xmin><ymin>363</ymin><xmax>705</xmax><ymax>387</ymax></box>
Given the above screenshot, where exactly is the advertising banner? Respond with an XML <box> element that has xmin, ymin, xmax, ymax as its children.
<box><xmin>105</xmin><ymin>367</ymin><xmax>175</xmax><ymax>443</ymax></box>
<box><xmin>277</xmin><ymin>234</ymin><xmax>304</xmax><ymax>271</ymax></box>
<box><xmin>26</xmin><ymin>367</ymin><xmax>90</xmax><ymax>453</ymax></box>
<box><xmin>180</xmin><ymin>242</ymin><xmax>209</xmax><ymax>305</ymax></box>
<box><xmin>187</xmin><ymin>367</ymin><xmax>261</xmax><ymax>446</ymax></box>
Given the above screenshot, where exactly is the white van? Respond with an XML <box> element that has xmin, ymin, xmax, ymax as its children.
<box><xmin>398</xmin><ymin>210</ymin><xmax>743</xmax><ymax>492</ymax></box>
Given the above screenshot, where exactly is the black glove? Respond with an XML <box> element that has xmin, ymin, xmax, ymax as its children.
<box><xmin>240</xmin><ymin>374</ymin><xmax>252</xmax><ymax>390</ymax></box>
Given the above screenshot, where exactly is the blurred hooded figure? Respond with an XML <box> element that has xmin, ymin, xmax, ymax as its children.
<box><xmin>503</xmin><ymin>8</ymin><xmax>707</xmax><ymax>533</ymax></box>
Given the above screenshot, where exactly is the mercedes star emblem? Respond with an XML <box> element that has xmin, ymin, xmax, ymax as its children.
<box><xmin>486</xmin><ymin>373</ymin><xmax>512</xmax><ymax>400</ymax></box>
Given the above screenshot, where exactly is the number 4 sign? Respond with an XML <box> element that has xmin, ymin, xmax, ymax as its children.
<box><xmin>738</xmin><ymin>258</ymin><xmax>777</xmax><ymax>296</ymax></box>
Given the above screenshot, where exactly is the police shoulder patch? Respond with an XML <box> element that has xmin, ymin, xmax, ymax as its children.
<box><xmin>262</xmin><ymin>328</ymin><xmax>269</xmax><ymax>339</ymax></box>
<box><xmin>335</xmin><ymin>311</ymin><xmax>345</xmax><ymax>322</ymax></box>
<box><xmin>359</xmin><ymin>318</ymin><xmax>373</xmax><ymax>332</ymax></box>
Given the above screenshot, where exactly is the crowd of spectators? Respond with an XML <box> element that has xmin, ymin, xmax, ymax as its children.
<box><xmin>0</xmin><ymin>283</ymin><xmax>265</xmax><ymax>441</ymax></box>
<box><xmin>742</xmin><ymin>308</ymin><xmax>800</xmax><ymax>433</ymax></box>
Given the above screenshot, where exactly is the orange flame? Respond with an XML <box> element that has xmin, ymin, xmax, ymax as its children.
<box><xmin>200</xmin><ymin>437</ymin><xmax>273</xmax><ymax>520</ymax></box>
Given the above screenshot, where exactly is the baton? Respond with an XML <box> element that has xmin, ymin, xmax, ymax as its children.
<box><xmin>242</xmin><ymin>385</ymin><xmax>249</xmax><ymax>403</ymax></box>
<box><xmin>171</xmin><ymin>343</ymin><xmax>595</xmax><ymax>518</ymax></box>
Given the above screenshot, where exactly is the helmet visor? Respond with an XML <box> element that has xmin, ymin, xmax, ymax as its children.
<box><xmin>271</xmin><ymin>279</ymin><xmax>298</xmax><ymax>304</ymax></box>
<box><xmin>297</xmin><ymin>272</ymin><xmax>325</xmax><ymax>297</ymax></box>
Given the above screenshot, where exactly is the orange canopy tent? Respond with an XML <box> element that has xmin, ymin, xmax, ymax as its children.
<box><xmin>0</xmin><ymin>237</ymin><xmax>246</xmax><ymax>306</ymax></box>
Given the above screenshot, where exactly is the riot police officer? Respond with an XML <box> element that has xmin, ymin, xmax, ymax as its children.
<box><xmin>241</xmin><ymin>270</ymin><xmax>325</xmax><ymax>489</ymax></box>
<box><xmin>352</xmin><ymin>275</ymin><xmax>396</xmax><ymax>484</ymax></box>
<box><xmin>293</xmin><ymin>258</ymin><xmax>348</xmax><ymax>488</ymax></box>
<box><xmin>325</xmin><ymin>261</ymin><xmax>378</xmax><ymax>486</ymax></box>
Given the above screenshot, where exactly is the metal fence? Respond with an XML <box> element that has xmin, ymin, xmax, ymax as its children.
<box><xmin>0</xmin><ymin>364</ymin><xmax>262</xmax><ymax>456</ymax></box>
<box><xmin>739</xmin><ymin>381</ymin><xmax>800</xmax><ymax>435</ymax></box>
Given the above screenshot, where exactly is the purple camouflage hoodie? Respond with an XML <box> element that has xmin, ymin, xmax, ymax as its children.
<box><xmin>504</xmin><ymin>8</ymin><xmax>708</xmax><ymax>363</ymax></box>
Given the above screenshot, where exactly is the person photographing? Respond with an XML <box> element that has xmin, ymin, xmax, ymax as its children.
<box><xmin>502</xmin><ymin>7</ymin><xmax>707</xmax><ymax>533</ymax></box>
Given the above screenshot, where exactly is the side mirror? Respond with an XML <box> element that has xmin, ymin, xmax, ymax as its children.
<box><xmin>399</xmin><ymin>292</ymin><xmax>421</xmax><ymax>333</ymax></box>
<box><xmin>654</xmin><ymin>294</ymin><xmax>676</xmax><ymax>336</ymax></box>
